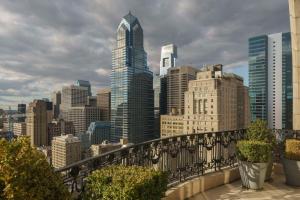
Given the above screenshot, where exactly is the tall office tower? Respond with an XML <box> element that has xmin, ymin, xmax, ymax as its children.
<box><xmin>289</xmin><ymin>0</ymin><xmax>300</xmax><ymax>130</ymax></box>
<box><xmin>96</xmin><ymin>88</ymin><xmax>111</xmax><ymax>121</ymax></box>
<box><xmin>111</xmin><ymin>12</ymin><xmax>154</xmax><ymax>143</ymax></box>
<box><xmin>249</xmin><ymin>32</ymin><xmax>292</xmax><ymax>129</ymax></box>
<box><xmin>153</xmin><ymin>74</ymin><xmax>162</xmax><ymax>137</ymax></box>
<box><xmin>183</xmin><ymin>65</ymin><xmax>250</xmax><ymax>134</ymax></box>
<box><xmin>167</xmin><ymin>66</ymin><xmax>198</xmax><ymax>115</ymax></box>
<box><xmin>87</xmin><ymin>121</ymin><xmax>111</xmax><ymax>145</ymax></box>
<box><xmin>64</xmin><ymin>106</ymin><xmax>101</xmax><ymax>135</ymax></box>
<box><xmin>45</xmin><ymin>100</ymin><xmax>54</xmax><ymax>124</ymax></box>
<box><xmin>75</xmin><ymin>80</ymin><xmax>92</xmax><ymax>96</ymax></box>
<box><xmin>51</xmin><ymin>91</ymin><xmax>61</xmax><ymax>119</ymax></box>
<box><xmin>26</xmin><ymin>100</ymin><xmax>48</xmax><ymax>147</ymax></box>
<box><xmin>60</xmin><ymin>85</ymin><xmax>89</xmax><ymax>117</ymax></box>
<box><xmin>47</xmin><ymin>119</ymin><xmax>75</xmax><ymax>145</ymax></box>
<box><xmin>17</xmin><ymin>104</ymin><xmax>26</xmax><ymax>114</ymax></box>
<box><xmin>52</xmin><ymin>134</ymin><xmax>81</xmax><ymax>169</ymax></box>
<box><xmin>160</xmin><ymin>44</ymin><xmax>177</xmax><ymax>76</ymax></box>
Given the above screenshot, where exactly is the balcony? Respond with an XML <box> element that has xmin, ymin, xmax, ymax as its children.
<box><xmin>55</xmin><ymin>129</ymin><xmax>299</xmax><ymax>199</ymax></box>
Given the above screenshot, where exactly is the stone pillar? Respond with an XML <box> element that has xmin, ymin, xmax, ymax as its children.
<box><xmin>289</xmin><ymin>0</ymin><xmax>300</xmax><ymax>130</ymax></box>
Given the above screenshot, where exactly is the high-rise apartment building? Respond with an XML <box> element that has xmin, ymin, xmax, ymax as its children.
<box><xmin>64</xmin><ymin>106</ymin><xmax>101</xmax><ymax>135</ymax></box>
<box><xmin>160</xmin><ymin>44</ymin><xmax>177</xmax><ymax>76</ymax></box>
<box><xmin>167</xmin><ymin>66</ymin><xmax>198</xmax><ymax>115</ymax></box>
<box><xmin>47</xmin><ymin>119</ymin><xmax>75</xmax><ymax>145</ymax></box>
<box><xmin>52</xmin><ymin>134</ymin><xmax>81</xmax><ymax>169</ymax></box>
<box><xmin>249</xmin><ymin>32</ymin><xmax>292</xmax><ymax>129</ymax></box>
<box><xmin>289</xmin><ymin>0</ymin><xmax>300</xmax><ymax>130</ymax></box>
<box><xmin>51</xmin><ymin>91</ymin><xmax>61</xmax><ymax>119</ymax></box>
<box><xmin>75</xmin><ymin>80</ymin><xmax>92</xmax><ymax>96</ymax></box>
<box><xmin>26</xmin><ymin>100</ymin><xmax>48</xmax><ymax>147</ymax></box>
<box><xmin>97</xmin><ymin>88</ymin><xmax>111</xmax><ymax>121</ymax></box>
<box><xmin>111</xmin><ymin>12</ymin><xmax>154</xmax><ymax>143</ymax></box>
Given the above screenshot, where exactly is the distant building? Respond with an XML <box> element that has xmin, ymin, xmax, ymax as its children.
<box><xmin>75</xmin><ymin>131</ymin><xmax>91</xmax><ymax>154</ymax></box>
<box><xmin>52</xmin><ymin>134</ymin><xmax>81</xmax><ymax>169</ymax></box>
<box><xmin>184</xmin><ymin>64</ymin><xmax>250</xmax><ymax>134</ymax></box>
<box><xmin>13</xmin><ymin>122</ymin><xmax>26</xmax><ymax>136</ymax></box>
<box><xmin>18</xmin><ymin>104</ymin><xmax>26</xmax><ymax>114</ymax></box>
<box><xmin>47</xmin><ymin>119</ymin><xmax>75</xmax><ymax>145</ymax></box>
<box><xmin>97</xmin><ymin>88</ymin><xmax>111</xmax><ymax>121</ymax></box>
<box><xmin>111</xmin><ymin>12</ymin><xmax>155</xmax><ymax>143</ymax></box>
<box><xmin>64</xmin><ymin>106</ymin><xmax>101</xmax><ymax>135</ymax></box>
<box><xmin>87</xmin><ymin>121</ymin><xmax>111</xmax><ymax>145</ymax></box>
<box><xmin>167</xmin><ymin>66</ymin><xmax>198</xmax><ymax>115</ymax></box>
<box><xmin>26</xmin><ymin>100</ymin><xmax>48</xmax><ymax>147</ymax></box>
<box><xmin>60</xmin><ymin>85</ymin><xmax>89</xmax><ymax>117</ymax></box>
<box><xmin>75</xmin><ymin>80</ymin><xmax>92</xmax><ymax>96</ymax></box>
<box><xmin>51</xmin><ymin>91</ymin><xmax>61</xmax><ymax>119</ymax></box>
<box><xmin>161</xmin><ymin>110</ymin><xmax>184</xmax><ymax>138</ymax></box>
<box><xmin>87</xmin><ymin>96</ymin><xmax>97</xmax><ymax>107</ymax></box>
<box><xmin>160</xmin><ymin>44</ymin><xmax>177</xmax><ymax>76</ymax></box>
<box><xmin>249</xmin><ymin>32</ymin><xmax>292</xmax><ymax>129</ymax></box>
<box><xmin>90</xmin><ymin>141</ymin><xmax>122</xmax><ymax>157</ymax></box>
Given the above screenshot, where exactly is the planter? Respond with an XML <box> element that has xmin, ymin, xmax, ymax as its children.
<box><xmin>265</xmin><ymin>156</ymin><xmax>273</xmax><ymax>181</ymax></box>
<box><xmin>238</xmin><ymin>160</ymin><xmax>267</xmax><ymax>190</ymax></box>
<box><xmin>282</xmin><ymin>157</ymin><xmax>300</xmax><ymax>186</ymax></box>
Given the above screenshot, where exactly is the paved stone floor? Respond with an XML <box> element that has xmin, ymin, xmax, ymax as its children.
<box><xmin>190</xmin><ymin>175</ymin><xmax>300</xmax><ymax>200</ymax></box>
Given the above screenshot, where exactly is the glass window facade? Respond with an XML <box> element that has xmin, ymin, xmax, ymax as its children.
<box><xmin>111</xmin><ymin>13</ymin><xmax>155</xmax><ymax>144</ymax></box>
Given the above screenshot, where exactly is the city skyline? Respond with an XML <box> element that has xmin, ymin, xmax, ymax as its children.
<box><xmin>0</xmin><ymin>0</ymin><xmax>290</xmax><ymax>109</ymax></box>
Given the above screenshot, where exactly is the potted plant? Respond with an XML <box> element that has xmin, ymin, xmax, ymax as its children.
<box><xmin>237</xmin><ymin>140</ymin><xmax>271</xmax><ymax>190</ymax></box>
<box><xmin>246</xmin><ymin>120</ymin><xmax>275</xmax><ymax>181</ymax></box>
<box><xmin>282</xmin><ymin>139</ymin><xmax>300</xmax><ymax>186</ymax></box>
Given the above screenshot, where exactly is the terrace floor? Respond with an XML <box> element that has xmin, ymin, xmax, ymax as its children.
<box><xmin>190</xmin><ymin>174</ymin><xmax>300</xmax><ymax>200</ymax></box>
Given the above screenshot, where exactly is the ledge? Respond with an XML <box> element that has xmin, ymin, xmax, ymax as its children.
<box><xmin>163</xmin><ymin>167</ymin><xmax>240</xmax><ymax>200</ymax></box>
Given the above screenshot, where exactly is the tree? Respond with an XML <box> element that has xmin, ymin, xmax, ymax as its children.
<box><xmin>0</xmin><ymin>137</ymin><xmax>70</xmax><ymax>200</ymax></box>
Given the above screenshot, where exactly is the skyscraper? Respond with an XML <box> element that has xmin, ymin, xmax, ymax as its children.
<box><xmin>26</xmin><ymin>100</ymin><xmax>48</xmax><ymax>147</ymax></box>
<box><xmin>111</xmin><ymin>12</ymin><xmax>154</xmax><ymax>143</ymax></box>
<box><xmin>96</xmin><ymin>88</ymin><xmax>111</xmax><ymax>121</ymax></box>
<box><xmin>60</xmin><ymin>85</ymin><xmax>89</xmax><ymax>118</ymax></box>
<box><xmin>167</xmin><ymin>66</ymin><xmax>198</xmax><ymax>115</ymax></box>
<box><xmin>51</xmin><ymin>91</ymin><xmax>61</xmax><ymax>119</ymax></box>
<box><xmin>289</xmin><ymin>0</ymin><xmax>300</xmax><ymax>130</ymax></box>
<box><xmin>249</xmin><ymin>32</ymin><xmax>292</xmax><ymax>129</ymax></box>
<box><xmin>75</xmin><ymin>80</ymin><xmax>92</xmax><ymax>96</ymax></box>
<box><xmin>160</xmin><ymin>44</ymin><xmax>177</xmax><ymax>76</ymax></box>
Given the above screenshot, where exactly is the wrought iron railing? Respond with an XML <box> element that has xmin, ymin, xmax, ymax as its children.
<box><xmin>55</xmin><ymin>129</ymin><xmax>246</xmax><ymax>195</ymax></box>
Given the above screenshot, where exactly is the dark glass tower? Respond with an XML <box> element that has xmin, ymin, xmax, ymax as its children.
<box><xmin>249</xmin><ymin>35</ymin><xmax>268</xmax><ymax>122</ymax></box>
<box><xmin>111</xmin><ymin>12</ymin><xmax>155</xmax><ymax>144</ymax></box>
<box><xmin>249</xmin><ymin>32</ymin><xmax>292</xmax><ymax>129</ymax></box>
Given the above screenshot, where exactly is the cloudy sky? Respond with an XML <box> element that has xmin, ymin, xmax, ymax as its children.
<box><xmin>0</xmin><ymin>0</ymin><xmax>290</xmax><ymax>109</ymax></box>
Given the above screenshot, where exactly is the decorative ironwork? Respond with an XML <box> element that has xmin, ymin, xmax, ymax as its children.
<box><xmin>55</xmin><ymin>130</ymin><xmax>247</xmax><ymax>196</ymax></box>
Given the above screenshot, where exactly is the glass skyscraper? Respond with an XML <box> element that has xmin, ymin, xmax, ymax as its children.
<box><xmin>111</xmin><ymin>12</ymin><xmax>155</xmax><ymax>144</ymax></box>
<box><xmin>249</xmin><ymin>32</ymin><xmax>292</xmax><ymax>129</ymax></box>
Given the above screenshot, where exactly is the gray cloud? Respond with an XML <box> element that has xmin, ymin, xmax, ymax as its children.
<box><xmin>0</xmin><ymin>0</ymin><xmax>289</xmax><ymax>109</ymax></box>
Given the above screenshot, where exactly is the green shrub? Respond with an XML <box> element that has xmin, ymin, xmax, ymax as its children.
<box><xmin>237</xmin><ymin>140</ymin><xmax>271</xmax><ymax>163</ymax></box>
<box><xmin>84</xmin><ymin>165</ymin><xmax>168</xmax><ymax>200</ymax></box>
<box><xmin>285</xmin><ymin>139</ymin><xmax>300</xmax><ymax>160</ymax></box>
<box><xmin>246</xmin><ymin>119</ymin><xmax>275</xmax><ymax>146</ymax></box>
<box><xmin>0</xmin><ymin>137</ymin><xmax>70</xmax><ymax>200</ymax></box>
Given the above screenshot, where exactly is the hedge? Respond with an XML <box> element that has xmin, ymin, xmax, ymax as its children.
<box><xmin>285</xmin><ymin>139</ymin><xmax>300</xmax><ymax>160</ymax></box>
<box><xmin>83</xmin><ymin>165</ymin><xmax>168</xmax><ymax>200</ymax></box>
<box><xmin>237</xmin><ymin>140</ymin><xmax>271</xmax><ymax>163</ymax></box>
